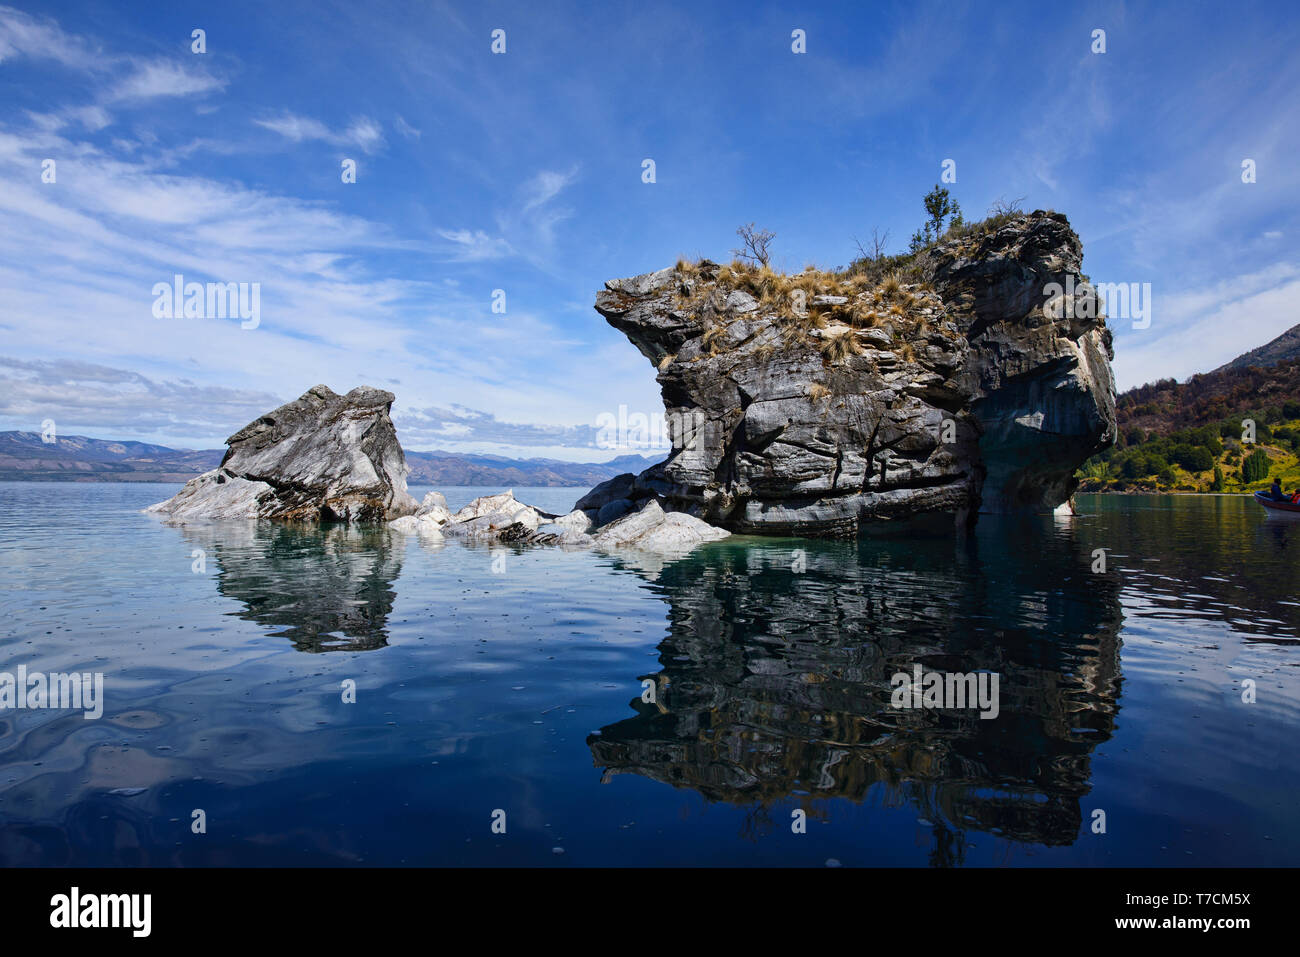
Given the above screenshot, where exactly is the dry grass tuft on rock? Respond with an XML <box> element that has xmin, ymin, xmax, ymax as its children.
<box><xmin>670</xmin><ymin>245</ymin><xmax>957</xmax><ymax>366</ymax></box>
<box><xmin>820</xmin><ymin>329</ymin><xmax>863</xmax><ymax>363</ymax></box>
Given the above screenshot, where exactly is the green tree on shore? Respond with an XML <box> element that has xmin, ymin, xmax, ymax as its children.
<box><xmin>1242</xmin><ymin>448</ymin><xmax>1270</xmax><ymax>484</ymax></box>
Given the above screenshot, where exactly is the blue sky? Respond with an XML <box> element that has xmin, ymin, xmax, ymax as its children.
<box><xmin>0</xmin><ymin>0</ymin><xmax>1297</xmax><ymax>457</ymax></box>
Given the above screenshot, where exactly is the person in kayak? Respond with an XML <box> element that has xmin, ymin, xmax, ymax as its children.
<box><xmin>1270</xmin><ymin>478</ymin><xmax>1290</xmax><ymax>501</ymax></box>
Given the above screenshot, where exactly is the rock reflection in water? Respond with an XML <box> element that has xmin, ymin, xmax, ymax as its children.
<box><xmin>178</xmin><ymin>522</ymin><xmax>404</xmax><ymax>652</ymax></box>
<box><xmin>589</xmin><ymin>519</ymin><xmax>1124</xmax><ymax>858</ymax></box>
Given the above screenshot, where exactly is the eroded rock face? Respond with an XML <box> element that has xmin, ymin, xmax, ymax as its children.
<box><xmin>593</xmin><ymin>211</ymin><xmax>1117</xmax><ymax>536</ymax></box>
<box><xmin>148</xmin><ymin>385</ymin><xmax>419</xmax><ymax>522</ymax></box>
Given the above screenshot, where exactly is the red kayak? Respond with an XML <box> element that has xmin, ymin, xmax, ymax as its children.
<box><xmin>1253</xmin><ymin>490</ymin><xmax>1300</xmax><ymax>513</ymax></box>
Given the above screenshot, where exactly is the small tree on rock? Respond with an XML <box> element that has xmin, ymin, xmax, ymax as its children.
<box><xmin>733</xmin><ymin>223</ymin><xmax>775</xmax><ymax>267</ymax></box>
<box><xmin>908</xmin><ymin>185</ymin><xmax>963</xmax><ymax>252</ymax></box>
<box><xmin>923</xmin><ymin>184</ymin><xmax>960</xmax><ymax>238</ymax></box>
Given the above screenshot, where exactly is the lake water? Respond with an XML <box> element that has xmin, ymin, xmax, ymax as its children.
<box><xmin>0</xmin><ymin>483</ymin><xmax>1296</xmax><ymax>866</ymax></box>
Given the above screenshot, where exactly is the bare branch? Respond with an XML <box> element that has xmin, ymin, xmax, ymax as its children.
<box><xmin>869</xmin><ymin>227</ymin><xmax>890</xmax><ymax>260</ymax></box>
<box><xmin>987</xmin><ymin>195</ymin><xmax>1027</xmax><ymax>218</ymax></box>
<box><xmin>732</xmin><ymin>222</ymin><xmax>775</xmax><ymax>267</ymax></box>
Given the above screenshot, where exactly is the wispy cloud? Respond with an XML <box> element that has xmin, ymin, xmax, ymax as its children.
<box><xmin>1111</xmin><ymin>264</ymin><xmax>1300</xmax><ymax>388</ymax></box>
<box><xmin>0</xmin><ymin>356</ymin><xmax>284</xmax><ymax>443</ymax></box>
<box><xmin>436</xmin><ymin>228</ymin><xmax>514</xmax><ymax>262</ymax></box>
<box><xmin>344</xmin><ymin>116</ymin><xmax>384</xmax><ymax>152</ymax></box>
<box><xmin>0</xmin><ymin>116</ymin><xmax>650</xmax><ymax>450</ymax></box>
<box><xmin>396</xmin><ymin>402</ymin><xmax>602</xmax><ymax>450</ymax></box>
<box><xmin>437</xmin><ymin>167</ymin><xmax>579</xmax><ymax>265</ymax></box>
<box><xmin>106</xmin><ymin>58</ymin><xmax>225</xmax><ymax>102</ymax></box>
<box><xmin>393</xmin><ymin>114</ymin><xmax>420</xmax><ymax>139</ymax></box>
<box><xmin>254</xmin><ymin>111</ymin><xmax>387</xmax><ymax>153</ymax></box>
<box><xmin>521</xmin><ymin>168</ymin><xmax>575</xmax><ymax>212</ymax></box>
<box><xmin>0</xmin><ymin>354</ymin><xmax>631</xmax><ymax>457</ymax></box>
<box><xmin>0</xmin><ymin>4</ymin><xmax>100</xmax><ymax>68</ymax></box>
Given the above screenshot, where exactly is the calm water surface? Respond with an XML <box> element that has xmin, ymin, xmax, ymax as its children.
<box><xmin>0</xmin><ymin>483</ymin><xmax>1297</xmax><ymax>866</ymax></box>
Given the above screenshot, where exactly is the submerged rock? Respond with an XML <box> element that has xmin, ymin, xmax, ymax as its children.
<box><xmin>434</xmin><ymin>490</ymin><xmax>555</xmax><ymax>540</ymax></box>
<box><xmin>147</xmin><ymin>385</ymin><xmax>418</xmax><ymax>522</ymax></box>
<box><xmin>594</xmin><ymin>211</ymin><xmax>1117</xmax><ymax>536</ymax></box>
<box><xmin>451</xmin><ymin>490</ymin><xmax>522</xmax><ymax>522</ymax></box>
<box><xmin>393</xmin><ymin>489</ymin><xmax>727</xmax><ymax>556</ymax></box>
<box><xmin>591</xmin><ymin>499</ymin><xmax>730</xmax><ymax>553</ymax></box>
<box><xmin>389</xmin><ymin>514</ymin><xmax>445</xmax><ymax>539</ymax></box>
<box><xmin>416</xmin><ymin>491</ymin><xmax>451</xmax><ymax>524</ymax></box>
<box><xmin>550</xmin><ymin>509</ymin><xmax>593</xmax><ymax>532</ymax></box>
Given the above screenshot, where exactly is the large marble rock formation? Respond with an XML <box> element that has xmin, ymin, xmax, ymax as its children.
<box><xmin>148</xmin><ymin>385</ymin><xmax>418</xmax><ymax>522</ymax></box>
<box><xmin>590</xmin><ymin>211</ymin><xmax>1117</xmax><ymax>536</ymax></box>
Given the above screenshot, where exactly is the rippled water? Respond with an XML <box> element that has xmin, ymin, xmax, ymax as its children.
<box><xmin>0</xmin><ymin>483</ymin><xmax>1296</xmax><ymax>866</ymax></box>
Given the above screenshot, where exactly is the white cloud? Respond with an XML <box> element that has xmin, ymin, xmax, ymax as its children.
<box><xmin>522</xmin><ymin>168</ymin><xmax>576</xmax><ymax>211</ymax></box>
<box><xmin>0</xmin><ymin>5</ymin><xmax>100</xmax><ymax>68</ymax></box>
<box><xmin>254</xmin><ymin>111</ymin><xmax>386</xmax><ymax>153</ymax></box>
<box><xmin>107</xmin><ymin>59</ymin><xmax>225</xmax><ymax>101</ymax></box>
<box><xmin>252</xmin><ymin>113</ymin><xmax>333</xmax><ymax>142</ymax></box>
<box><xmin>395</xmin><ymin>403</ymin><xmax>604</xmax><ymax>450</ymax></box>
<box><xmin>69</xmin><ymin>104</ymin><xmax>111</xmax><ymax>129</ymax></box>
<box><xmin>0</xmin><ymin>356</ymin><xmax>284</xmax><ymax>444</ymax></box>
<box><xmin>345</xmin><ymin>117</ymin><xmax>385</xmax><ymax>152</ymax></box>
<box><xmin>437</xmin><ymin>167</ymin><xmax>579</xmax><ymax>266</ymax></box>
<box><xmin>436</xmin><ymin>228</ymin><xmax>514</xmax><ymax>262</ymax></box>
<box><xmin>0</xmin><ymin>122</ymin><xmax>657</xmax><ymax>449</ymax></box>
<box><xmin>0</xmin><ymin>9</ymin><xmax>684</xmax><ymax>452</ymax></box>
<box><xmin>1111</xmin><ymin>263</ymin><xmax>1300</xmax><ymax>389</ymax></box>
<box><xmin>508</xmin><ymin>166</ymin><xmax>578</xmax><ymax>254</ymax></box>
<box><xmin>394</xmin><ymin>115</ymin><xmax>421</xmax><ymax>139</ymax></box>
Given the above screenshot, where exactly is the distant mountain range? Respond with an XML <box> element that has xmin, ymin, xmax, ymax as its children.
<box><xmin>1213</xmin><ymin>321</ymin><xmax>1300</xmax><ymax>373</ymax></box>
<box><xmin>0</xmin><ymin>431</ymin><xmax>663</xmax><ymax>486</ymax></box>
<box><xmin>1116</xmin><ymin>359</ymin><xmax>1300</xmax><ymax>438</ymax></box>
<box><xmin>1080</xmin><ymin>321</ymin><xmax>1300</xmax><ymax>493</ymax></box>
<box><xmin>0</xmin><ymin>432</ymin><xmax>224</xmax><ymax>482</ymax></box>
<box><xmin>1118</xmin><ymin>321</ymin><xmax>1300</xmax><ymax>436</ymax></box>
<box><xmin>403</xmin><ymin>450</ymin><xmax>661</xmax><ymax>487</ymax></box>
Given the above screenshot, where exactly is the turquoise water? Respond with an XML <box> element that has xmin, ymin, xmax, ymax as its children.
<box><xmin>0</xmin><ymin>483</ymin><xmax>1296</xmax><ymax>866</ymax></box>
